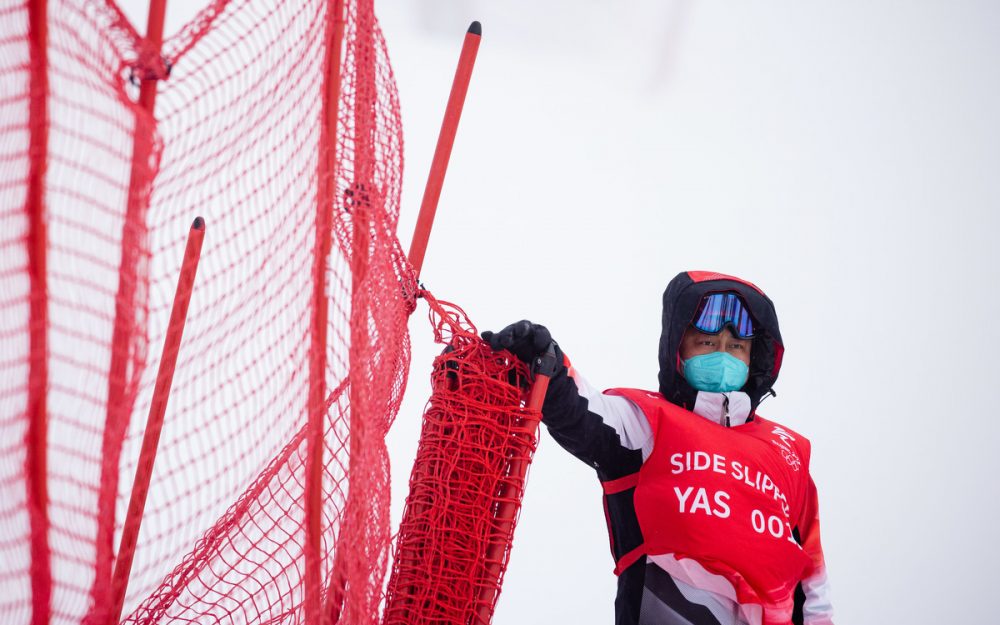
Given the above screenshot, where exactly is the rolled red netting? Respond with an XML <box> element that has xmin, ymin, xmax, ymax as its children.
<box><xmin>383</xmin><ymin>291</ymin><xmax>541</xmax><ymax>625</ymax></box>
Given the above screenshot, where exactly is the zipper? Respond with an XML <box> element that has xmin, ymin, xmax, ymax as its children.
<box><xmin>723</xmin><ymin>394</ymin><xmax>731</xmax><ymax>428</ymax></box>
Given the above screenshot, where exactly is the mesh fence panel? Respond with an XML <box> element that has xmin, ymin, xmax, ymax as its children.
<box><xmin>1</xmin><ymin>0</ymin><xmax>412</xmax><ymax>622</ymax></box>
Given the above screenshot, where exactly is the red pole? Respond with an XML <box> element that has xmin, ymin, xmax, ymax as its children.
<box><xmin>474</xmin><ymin>366</ymin><xmax>551</xmax><ymax>624</ymax></box>
<box><xmin>93</xmin><ymin>0</ymin><xmax>169</xmax><ymax>617</ymax></box>
<box><xmin>383</xmin><ymin>23</ymin><xmax>482</xmax><ymax>622</ymax></box>
<box><xmin>107</xmin><ymin>217</ymin><xmax>205</xmax><ymax>624</ymax></box>
<box><xmin>526</xmin><ymin>376</ymin><xmax>551</xmax><ymax>412</ymax></box>
<box><xmin>406</xmin><ymin>21</ymin><xmax>481</xmax><ymax>278</ymax></box>
<box><xmin>25</xmin><ymin>0</ymin><xmax>51</xmax><ymax>622</ymax></box>
<box><xmin>306</xmin><ymin>0</ymin><xmax>345</xmax><ymax>622</ymax></box>
<box><xmin>136</xmin><ymin>0</ymin><xmax>167</xmax><ymax>112</ymax></box>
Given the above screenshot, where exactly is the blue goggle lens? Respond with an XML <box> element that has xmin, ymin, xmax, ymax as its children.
<box><xmin>692</xmin><ymin>293</ymin><xmax>755</xmax><ymax>339</ymax></box>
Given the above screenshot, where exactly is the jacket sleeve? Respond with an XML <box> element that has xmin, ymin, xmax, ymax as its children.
<box><xmin>539</xmin><ymin>355</ymin><xmax>652</xmax><ymax>479</ymax></box>
<box><xmin>794</xmin><ymin>475</ymin><xmax>835</xmax><ymax>625</ymax></box>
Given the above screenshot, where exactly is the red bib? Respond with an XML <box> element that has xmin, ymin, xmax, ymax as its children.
<box><xmin>606</xmin><ymin>388</ymin><xmax>813</xmax><ymax>608</ymax></box>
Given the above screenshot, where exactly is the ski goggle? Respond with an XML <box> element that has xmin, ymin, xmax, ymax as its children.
<box><xmin>691</xmin><ymin>292</ymin><xmax>755</xmax><ymax>339</ymax></box>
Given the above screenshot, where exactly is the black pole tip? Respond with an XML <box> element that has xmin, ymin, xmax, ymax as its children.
<box><xmin>468</xmin><ymin>21</ymin><xmax>481</xmax><ymax>36</ymax></box>
<box><xmin>192</xmin><ymin>216</ymin><xmax>205</xmax><ymax>230</ymax></box>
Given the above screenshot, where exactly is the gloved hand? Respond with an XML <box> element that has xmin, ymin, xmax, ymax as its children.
<box><xmin>481</xmin><ymin>320</ymin><xmax>553</xmax><ymax>365</ymax></box>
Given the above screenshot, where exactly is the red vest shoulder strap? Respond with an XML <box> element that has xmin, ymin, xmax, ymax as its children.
<box><xmin>603</xmin><ymin>387</ymin><xmax>679</xmax><ymax>438</ymax></box>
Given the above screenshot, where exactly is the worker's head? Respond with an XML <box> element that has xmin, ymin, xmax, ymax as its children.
<box><xmin>679</xmin><ymin>293</ymin><xmax>754</xmax><ymax>393</ymax></box>
<box><xmin>658</xmin><ymin>271</ymin><xmax>783</xmax><ymax>412</ymax></box>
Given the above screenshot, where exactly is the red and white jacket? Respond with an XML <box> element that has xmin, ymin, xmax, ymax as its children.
<box><xmin>538</xmin><ymin>270</ymin><xmax>834</xmax><ymax>625</ymax></box>
<box><xmin>540</xmin><ymin>364</ymin><xmax>834</xmax><ymax>625</ymax></box>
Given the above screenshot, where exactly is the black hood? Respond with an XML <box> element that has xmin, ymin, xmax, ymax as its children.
<box><xmin>657</xmin><ymin>271</ymin><xmax>784</xmax><ymax>413</ymax></box>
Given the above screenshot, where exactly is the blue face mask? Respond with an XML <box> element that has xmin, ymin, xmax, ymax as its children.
<box><xmin>682</xmin><ymin>352</ymin><xmax>749</xmax><ymax>393</ymax></box>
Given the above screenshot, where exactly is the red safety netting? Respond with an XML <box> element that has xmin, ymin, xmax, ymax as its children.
<box><xmin>382</xmin><ymin>292</ymin><xmax>541</xmax><ymax>625</ymax></box>
<box><xmin>1</xmin><ymin>0</ymin><xmax>415</xmax><ymax>622</ymax></box>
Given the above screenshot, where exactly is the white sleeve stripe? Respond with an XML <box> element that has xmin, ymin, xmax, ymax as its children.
<box><xmin>568</xmin><ymin>366</ymin><xmax>653</xmax><ymax>460</ymax></box>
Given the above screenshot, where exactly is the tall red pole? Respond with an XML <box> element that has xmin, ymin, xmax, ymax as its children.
<box><xmin>93</xmin><ymin>0</ymin><xmax>169</xmax><ymax>618</ymax></box>
<box><xmin>380</xmin><ymin>22</ymin><xmax>482</xmax><ymax>623</ymax></box>
<box><xmin>107</xmin><ymin>217</ymin><xmax>205</xmax><ymax>624</ymax></box>
<box><xmin>25</xmin><ymin>1</ymin><xmax>51</xmax><ymax>623</ymax></box>
<box><xmin>305</xmin><ymin>0</ymin><xmax>345</xmax><ymax>622</ymax></box>
<box><xmin>318</xmin><ymin>1</ymin><xmax>346</xmax><ymax>622</ymax></box>
<box><xmin>406</xmin><ymin>21</ymin><xmax>481</xmax><ymax>278</ymax></box>
<box><xmin>474</xmin><ymin>359</ymin><xmax>552</xmax><ymax>624</ymax></box>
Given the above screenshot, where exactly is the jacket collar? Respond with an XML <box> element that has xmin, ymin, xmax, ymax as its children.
<box><xmin>692</xmin><ymin>391</ymin><xmax>752</xmax><ymax>427</ymax></box>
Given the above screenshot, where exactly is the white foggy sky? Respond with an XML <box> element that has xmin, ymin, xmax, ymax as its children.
<box><xmin>381</xmin><ymin>3</ymin><xmax>1000</xmax><ymax>624</ymax></box>
<box><xmin>120</xmin><ymin>1</ymin><xmax>1000</xmax><ymax>624</ymax></box>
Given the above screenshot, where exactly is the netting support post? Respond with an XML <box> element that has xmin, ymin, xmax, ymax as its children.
<box><xmin>406</xmin><ymin>21</ymin><xmax>482</xmax><ymax>278</ymax></box>
<box><xmin>381</xmin><ymin>22</ymin><xmax>481</xmax><ymax>622</ymax></box>
<box><xmin>474</xmin><ymin>374</ymin><xmax>551</xmax><ymax>624</ymax></box>
<box><xmin>25</xmin><ymin>0</ymin><xmax>51</xmax><ymax>623</ymax></box>
<box><xmin>94</xmin><ymin>0</ymin><xmax>168</xmax><ymax>619</ymax></box>
<box><xmin>107</xmin><ymin>218</ymin><xmax>205</xmax><ymax>625</ymax></box>
<box><xmin>305</xmin><ymin>0</ymin><xmax>346</xmax><ymax>623</ymax></box>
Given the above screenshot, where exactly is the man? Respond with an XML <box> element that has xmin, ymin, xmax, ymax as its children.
<box><xmin>483</xmin><ymin>271</ymin><xmax>833</xmax><ymax>625</ymax></box>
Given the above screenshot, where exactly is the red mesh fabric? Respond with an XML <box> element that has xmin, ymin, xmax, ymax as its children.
<box><xmin>383</xmin><ymin>292</ymin><xmax>541</xmax><ymax>625</ymax></box>
<box><xmin>1</xmin><ymin>0</ymin><xmax>413</xmax><ymax>622</ymax></box>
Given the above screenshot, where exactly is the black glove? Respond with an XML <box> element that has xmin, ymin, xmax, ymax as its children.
<box><xmin>481</xmin><ymin>320</ymin><xmax>553</xmax><ymax>365</ymax></box>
